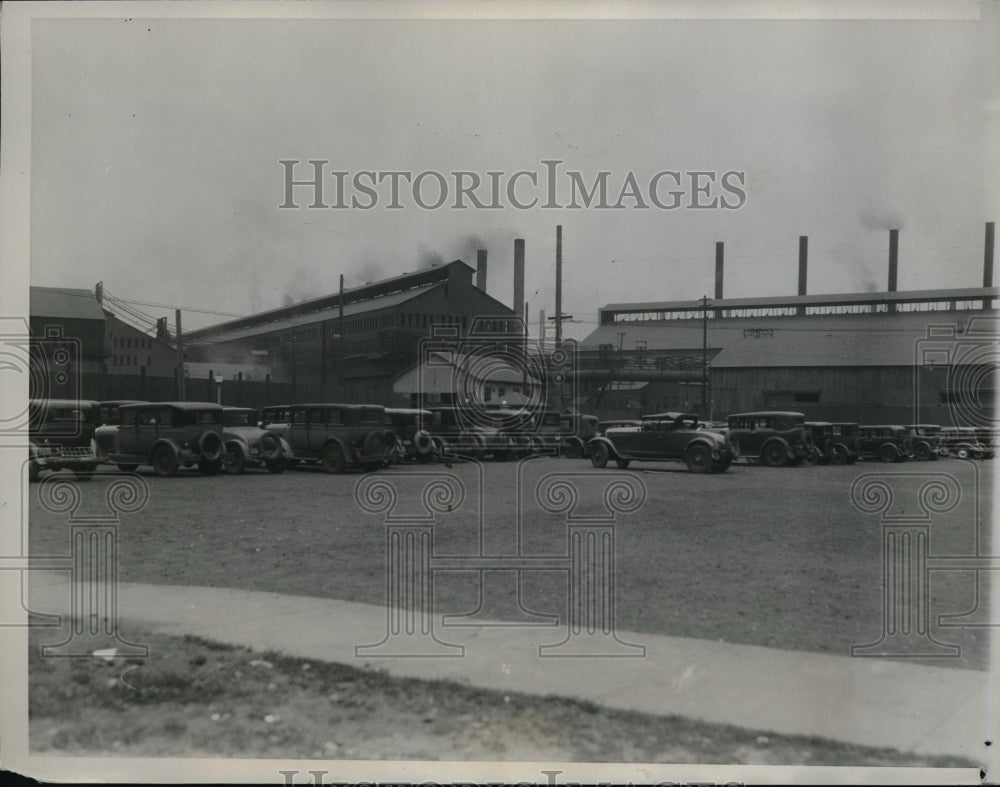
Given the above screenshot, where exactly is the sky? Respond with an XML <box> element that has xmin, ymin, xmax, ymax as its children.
<box><xmin>22</xmin><ymin>3</ymin><xmax>1000</xmax><ymax>341</ymax></box>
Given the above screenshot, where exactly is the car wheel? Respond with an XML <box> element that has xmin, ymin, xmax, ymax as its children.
<box><xmin>685</xmin><ymin>444</ymin><xmax>712</xmax><ymax>473</ymax></box>
<box><xmin>762</xmin><ymin>442</ymin><xmax>787</xmax><ymax>467</ymax></box>
<box><xmin>117</xmin><ymin>464</ymin><xmax>139</xmax><ymax>472</ymax></box>
<box><xmin>878</xmin><ymin>444</ymin><xmax>897</xmax><ymax>463</ymax></box>
<box><xmin>562</xmin><ymin>438</ymin><xmax>583</xmax><ymax>459</ymax></box>
<box><xmin>590</xmin><ymin>442</ymin><xmax>609</xmax><ymax>468</ymax></box>
<box><xmin>265</xmin><ymin>458</ymin><xmax>286</xmax><ymax>474</ymax></box>
<box><xmin>199</xmin><ymin>460</ymin><xmax>222</xmax><ymax>476</ymax></box>
<box><xmin>362</xmin><ymin>430</ymin><xmax>385</xmax><ymax>459</ymax></box>
<box><xmin>803</xmin><ymin>447</ymin><xmax>821</xmax><ymax>465</ymax></box>
<box><xmin>321</xmin><ymin>443</ymin><xmax>346</xmax><ymax>474</ymax></box>
<box><xmin>712</xmin><ymin>456</ymin><xmax>732</xmax><ymax>473</ymax></box>
<box><xmin>616</xmin><ymin>458</ymin><xmax>631</xmax><ymax>469</ymax></box>
<box><xmin>829</xmin><ymin>446</ymin><xmax>848</xmax><ymax>466</ymax></box>
<box><xmin>224</xmin><ymin>445</ymin><xmax>246</xmax><ymax>475</ymax></box>
<box><xmin>151</xmin><ymin>445</ymin><xmax>179</xmax><ymax>477</ymax></box>
<box><xmin>914</xmin><ymin>443</ymin><xmax>932</xmax><ymax>461</ymax></box>
<box><xmin>956</xmin><ymin>446</ymin><xmax>970</xmax><ymax>459</ymax></box>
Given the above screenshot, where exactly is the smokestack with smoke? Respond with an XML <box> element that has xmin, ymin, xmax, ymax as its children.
<box><xmin>476</xmin><ymin>249</ymin><xmax>488</xmax><ymax>291</ymax></box>
<box><xmin>513</xmin><ymin>239</ymin><xmax>525</xmax><ymax>320</ymax></box>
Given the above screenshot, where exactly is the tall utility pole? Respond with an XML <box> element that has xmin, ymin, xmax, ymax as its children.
<box><xmin>555</xmin><ymin>225</ymin><xmax>563</xmax><ymax>347</ymax></box>
<box><xmin>175</xmin><ymin>309</ymin><xmax>185</xmax><ymax>401</ymax></box>
<box><xmin>701</xmin><ymin>295</ymin><xmax>710</xmax><ymax>417</ymax></box>
<box><xmin>338</xmin><ymin>273</ymin><xmax>345</xmax><ymax>399</ymax></box>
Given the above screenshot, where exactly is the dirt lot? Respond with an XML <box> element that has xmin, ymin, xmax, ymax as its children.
<box><xmin>28</xmin><ymin>455</ymin><xmax>993</xmax><ymax>669</ymax></box>
<box><xmin>22</xmin><ymin>455</ymin><xmax>994</xmax><ymax>766</ymax></box>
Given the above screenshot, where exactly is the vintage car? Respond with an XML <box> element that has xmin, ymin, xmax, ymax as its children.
<box><xmin>903</xmin><ymin>424</ymin><xmax>947</xmax><ymax>461</ymax></box>
<box><xmin>98</xmin><ymin>400</ymin><xmax>149</xmax><ymax>426</ymax></box>
<box><xmin>857</xmin><ymin>425</ymin><xmax>914</xmax><ymax>462</ymax></box>
<box><xmin>530</xmin><ymin>410</ymin><xmax>575</xmax><ymax>456</ymax></box>
<box><xmin>597</xmin><ymin>419</ymin><xmax>642</xmax><ymax>434</ymax></box>
<box><xmin>558</xmin><ymin>412</ymin><xmax>600</xmax><ymax>458</ymax></box>
<box><xmin>587</xmin><ymin>412</ymin><xmax>738</xmax><ymax>473</ymax></box>
<box><xmin>94</xmin><ymin>401</ymin><xmax>226</xmax><ymax>476</ymax></box>
<box><xmin>426</xmin><ymin>406</ymin><xmax>516</xmax><ymax>461</ymax></box>
<box><xmin>28</xmin><ymin>398</ymin><xmax>101</xmax><ymax>481</ymax></box>
<box><xmin>804</xmin><ymin>421</ymin><xmax>860</xmax><ymax>465</ymax></box>
<box><xmin>973</xmin><ymin>427</ymin><xmax>998</xmax><ymax>459</ymax></box>
<box><xmin>725</xmin><ymin>411</ymin><xmax>814</xmax><ymax>467</ymax></box>
<box><xmin>221</xmin><ymin>406</ymin><xmax>292</xmax><ymax>474</ymax></box>
<box><xmin>260</xmin><ymin>405</ymin><xmax>292</xmax><ymax>427</ymax></box>
<box><xmin>383</xmin><ymin>407</ymin><xmax>436</xmax><ymax>463</ymax></box>
<box><xmin>938</xmin><ymin>426</ymin><xmax>991</xmax><ymax>459</ymax></box>
<box><xmin>264</xmin><ymin>403</ymin><xmax>390</xmax><ymax>473</ymax></box>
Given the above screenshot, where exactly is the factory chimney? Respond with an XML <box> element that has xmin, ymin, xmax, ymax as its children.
<box><xmin>714</xmin><ymin>242</ymin><xmax>724</xmax><ymax>317</ymax></box>
<box><xmin>797</xmin><ymin>235</ymin><xmax>808</xmax><ymax>315</ymax></box>
<box><xmin>476</xmin><ymin>249</ymin><xmax>488</xmax><ymax>291</ymax></box>
<box><xmin>513</xmin><ymin>239</ymin><xmax>525</xmax><ymax>326</ymax></box>
<box><xmin>888</xmin><ymin>229</ymin><xmax>899</xmax><ymax>314</ymax></box>
<box><xmin>714</xmin><ymin>242</ymin><xmax>724</xmax><ymax>300</ymax></box>
<box><xmin>984</xmin><ymin>222</ymin><xmax>995</xmax><ymax>310</ymax></box>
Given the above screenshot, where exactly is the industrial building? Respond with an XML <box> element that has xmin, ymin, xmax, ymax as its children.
<box><xmin>29</xmin><ymin>285</ymin><xmax>179</xmax><ymax>400</ymax></box>
<box><xmin>578</xmin><ymin>225</ymin><xmax>998</xmax><ymax>425</ymax></box>
<box><xmin>184</xmin><ymin>258</ymin><xmax>522</xmax><ymax>405</ymax></box>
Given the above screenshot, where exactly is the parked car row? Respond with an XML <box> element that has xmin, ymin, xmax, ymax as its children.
<box><xmin>27</xmin><ymin>399</ymin><xmax>995</xmax><ymax>481</ymax></box>
<box><xmin>27</xmin><ymin>398</ymin><xmax>604</xmax><ymax>480</ymax></box>
<box><xmin>583</xmin><ymin>410</ymin><xmax>996</xmax><ymax>474</ymax></box>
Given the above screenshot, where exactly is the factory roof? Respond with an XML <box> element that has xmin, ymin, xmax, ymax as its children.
<box><xmin>185</xmin><ymin>260</ymin><xmax>476</xmax><ymax>340</ymax></box>
<box><xmin>185</xmin><ymin>283</ymin><xmax>444</xmax><ymax>345</ymax></box>
<box><xmin>580</xmin><ymin>309</ymin><xmax>1000</xmax><ymax>368</ymax></box>
<box><xmin>600</xmin><ymin>287</ymin><xmax>997</xmax><ymax>315</ymax></box>
<box><xmin>30</xmin><ymin>287</ymin><xmax>106</xmax><ymax>322</ymax></box>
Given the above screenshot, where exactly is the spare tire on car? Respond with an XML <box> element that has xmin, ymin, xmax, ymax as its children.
<box><xmin>198</xmin><ymin>430</ymin><xmax>224</xmax><ymax>462</ymax></box>
<box><xmin>413</xmin><ymin>429</ymin><xmax>434</xmax><ymax>455</ymax></box>
<box><xmin>259</xmin><ymin>432</ymin><xmax>283</xmax><ymax>461</ymax></box>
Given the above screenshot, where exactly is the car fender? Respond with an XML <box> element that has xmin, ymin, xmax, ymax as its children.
<box><xmin>587</xmin><ymin>436</ymin><xmax>621</xmax><ymax>459</ymax></box>
<box><xmin>225</xmin><ymin>438</ymin><xmax>251</xmax><ymax>461</ymax></box>
<box><xmin>831</xmin><ymin>440</ymin><xmax>856</xmax><ymax>457</ymax></box>
<box><xmin>147</xmin><ymin>438</ymin><xmax>182</xmax><ymax>465</ymax></box>
<box><xmin>687</xmin><ymin>435</ymin><xmax>722</xmax><ymax>459</ymax></box>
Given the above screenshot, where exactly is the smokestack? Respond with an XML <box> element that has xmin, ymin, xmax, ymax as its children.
<box><xmin>513</xmin><ymin>238</ymin><xmax>525</xmax><ymax>325</ymax></box>
<box><xmin>714</xmin><ymin>242</ymin><xmax>724</xmax><ymax>300</ymax></box>
<box><xmin>985</xmin><ymin>222</ymin><xmax>995</xmax><ymax>310</ymax></box>
<box><xmin>888</xmin><ymin>229</ymin><xmax>899</xmax><ymax>314</ymax></box>
<box><xmin>476</xmin><ymin>249</ymin><xmax>488</xmax><ymax>291</ymax></box>
<box><xmin>797</xmin><ymin>235</ymin><xmax>808</xmax><ymax>315</ymax></box>
<box><xmin>539</xmin><ymin>309</ymin><xmax>546</xmax><ymax>345</ymax></box>
<box><xmin>555</xmin><ymin>226</ymin><xmax>563</xmax><ymax>346</ymax></box>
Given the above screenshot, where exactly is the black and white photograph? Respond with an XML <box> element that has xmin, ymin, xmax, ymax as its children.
<box><xmin>1</xmin><ymin>1</ymin><xmax>998</xmax><ymax>784</ymax></box>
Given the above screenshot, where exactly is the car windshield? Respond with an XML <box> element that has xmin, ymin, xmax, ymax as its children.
<box><xmin>224</xmin><ymin>411</ymin><xmax>254</xmax><ymax>426</ymax></box>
